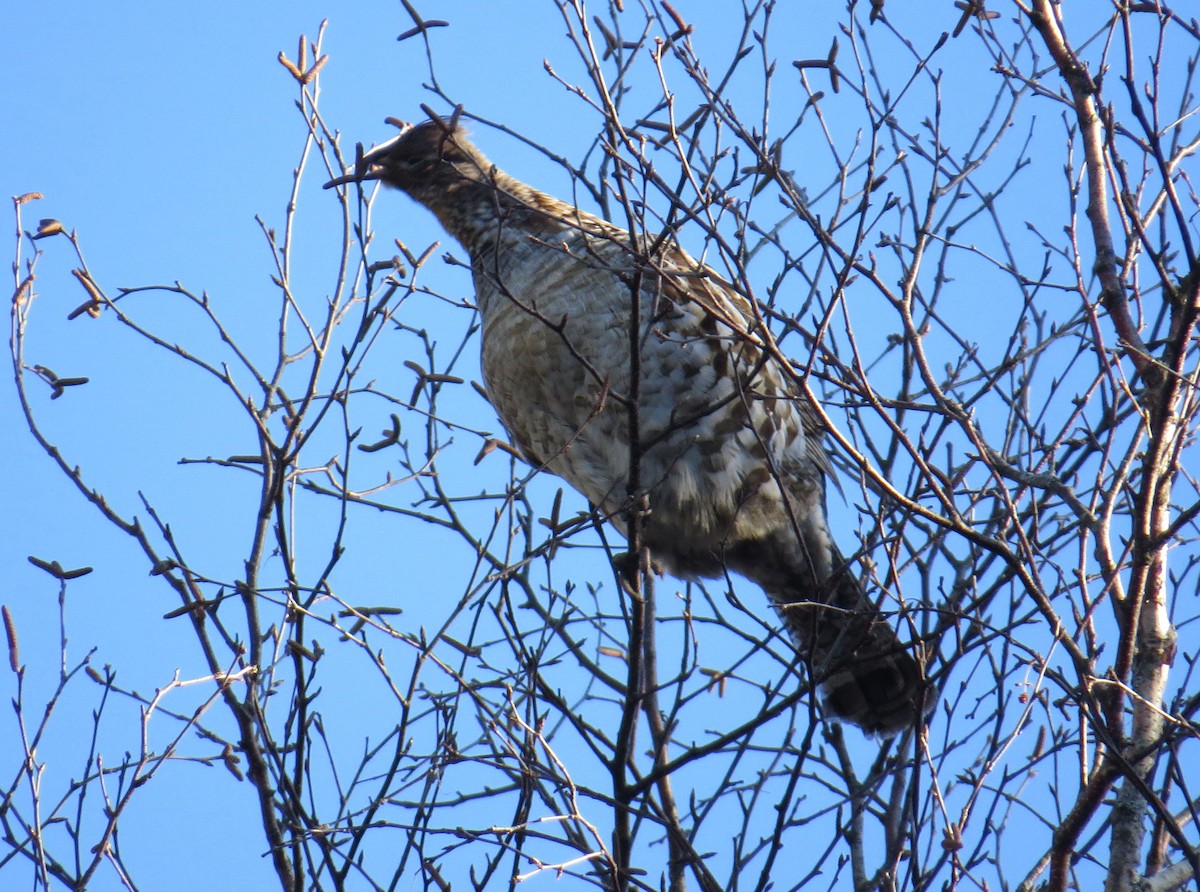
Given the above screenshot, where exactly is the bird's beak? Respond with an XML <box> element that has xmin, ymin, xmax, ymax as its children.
<box><xmin>323</xmin><ymin>166</ymin><xmax>379</xmax><ymax>189</ymax></box>
<box><xmin>323</xmin><ymin>133</ymin><xmax>405</xmax><ymax>189</ymax></box>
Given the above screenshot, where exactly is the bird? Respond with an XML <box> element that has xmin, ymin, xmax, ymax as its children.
<box><xmin>326</xmin><ymin>114</ymin><xmax>933</xmax><ymax>735</ymax></box>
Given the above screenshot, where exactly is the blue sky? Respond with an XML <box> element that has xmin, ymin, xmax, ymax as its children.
<box><xmin>2</xmin><ymin>3</ymin><xmax>1032</xmax><ymax>888</ymax></box>
<box><xmin>3</xmin><ymin>5</ymin><xmax>537</xmax><ymax>887</ymax></box>
<box><xmin>6</xmin><ymin>2</ymin><xmax>1184</xmax><ymax>889</ymax></box>
<box><xmin>5</xmin><ymin>5</ymin><xmax>794</xmax><ymax>887</ymax></box>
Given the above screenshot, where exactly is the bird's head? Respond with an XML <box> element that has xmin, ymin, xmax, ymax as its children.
<box><xmin>324</xmin><ymin>111</ymin><xmax>565</xmax><ymax>247</ymax></box>
<box><xmin>324</xmin><ymin>117</ymin><xmax>490</xmax><ymax>198</ymax></box>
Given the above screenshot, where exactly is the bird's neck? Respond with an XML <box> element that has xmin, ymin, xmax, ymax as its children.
<box><xmin>414</xmin><ymin>170</ymin><xmax>604</xmax><ymax>255</ymax></box>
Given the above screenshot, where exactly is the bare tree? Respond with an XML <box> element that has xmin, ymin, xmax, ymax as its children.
<box><xmin>6</xmin><ymin>3</ymin><xmax>1200</xmax><ymax>891</ymax></box>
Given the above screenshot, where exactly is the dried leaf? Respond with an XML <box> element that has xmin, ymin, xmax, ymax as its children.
<box><xmin>277</xmin><ymin>51</ymin><xmax>304</xmax><ymax>81</ymax></box>
<box><xmin>2</xmin><ymin>605</ymin><xmax>18</xmax><ymax>672</ymax></box>
<box><xmin>32</xmin><ymin>218</ymin><xmax>64</xmax><ymax>239</ymax></box>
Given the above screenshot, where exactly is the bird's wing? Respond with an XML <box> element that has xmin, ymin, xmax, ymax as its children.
<box><xmin>651</xmin><ymin>242</ymin><xmax>836</xmax><ymax>480</ymax></box>
<box><xmin>527</xmin><ymin>204</ymin><xmax>838</xmax><ymax>481</ymax></box>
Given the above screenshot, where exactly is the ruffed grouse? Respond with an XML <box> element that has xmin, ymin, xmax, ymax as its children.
<box><xmin>327</xmin><ymin>116</ymin><xmax>932</xmax><ymax>735</ymax></box>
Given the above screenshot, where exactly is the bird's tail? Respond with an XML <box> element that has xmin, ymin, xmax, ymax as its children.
<box><xmin>778</xmin><ymin>562</ymin><xmax>934</xmax><ymax>737</ymax></box>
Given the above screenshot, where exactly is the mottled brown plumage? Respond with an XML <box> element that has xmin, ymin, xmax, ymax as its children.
<box><xmin>327</xmin><ymin>116</ymin><xmax>933</xmax><ymax>735</ymax></box>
